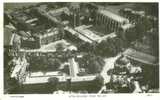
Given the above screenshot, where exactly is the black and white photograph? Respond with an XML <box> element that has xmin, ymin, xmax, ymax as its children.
<box><xmin>3</xmin><ymin>1</ymin><xmax>159</xmax><ymax>95</ymax></box>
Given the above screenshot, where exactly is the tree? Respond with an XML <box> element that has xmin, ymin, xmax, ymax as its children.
<box><xmin>78</xmin><ymin>42</ymin><xmax>94</xmax><ymax>52</ymax></box>
<box><xmin>95</xmin><ymin>40</ymin><xmax>109</xmax><ymax>56</ymax></box>
<box><xmin>125</xmin><ymin>28</ymin><xmax>137</xmax><ymax>43</ymax></box>
<box><xmin>61</xmin><ymin>65</ymin><xmax>70</xmax><ymax>75</ymax></box>
<box><xmin>134</xmin><ymin>17</ymin><xmax>152</xmax><ymax>40</ymax></box>
<box><xmin>82</xmin><ymin>53</ymin><xmax>105</xmax><ymax>74</ymax></box>
<box><xmin>89</xmin><ymin>75</ymin><xmax>104</xmax><ymax>92</ymax></box>
<box><xmin>7</xmin><ymin>78</ymin><xmax>20</xmax><ymax>94</ymax></box>
<box><xmin>47</xmin><ymin>58</ymin><xmax>61</xmax><ymax>71</ymax></box>
<box><xmin>94</xmin><ymin>75</ymin><xmax>104</xmax><ymax>86</ymax></box>
<box><xmin>96</xmin><ymin>38</ymin><xmax>118</xmax><ymax>57</ymax></box>
<box><xmin>56</xmin><ymin>43</ymin><xmax>65</xmax><ymax>51</ymax></box>
<box><xmin>113</xmin><ymin>37</ymin><xmax>126</xmax><ymax>52</ymax></box>
<box><xmin>48</xmin><ymin>77</ymin><xmax>59</xmax><ymax>92</ymax></box>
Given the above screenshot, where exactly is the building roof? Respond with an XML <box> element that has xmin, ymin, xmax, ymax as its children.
<box><xmin>98</xmin><ymin>32</ymin><xmax>116</xmax><ymax>43</ymax></box>
<box><xmin>98</xmin><ymin>9</ymin><xmax>129</xmax><ymax>24</ymax></box>
<box><xmin>123</xmin><ymin>48</ymin><xmax>157</xmax><ymax>65</ymax></box>
<box><xmin>121</xmin><ymin>23</ymin><xmax>134</xmax><ymax>30</ymax></box>
<box><xmin>25</xmin><ymin>18</ymin><xmax>38</xmax><ymax>23</ymax></box>
<box><xmin>48</xmin><ymin>7</ymin><xmax>69</xmax><ymax>16</ymax></box>
<box><xmin>38</xmin><ymin>28</ymin><xmax>59</xmax><ymax>38</ymax></box>
<box><xmin>20</xmin><ymin>49</ymin><xmax>56</xmax><ymax>53</ymax></box>
<box><xmin>37</xmin><ymin>6</ymin><xmax>68</xmax><ymax>26</ymax></box>
<box><xmin>75</xmin><ymin>25</ymin><xmax>101</xmax><ymax>42</ymax></box>
<box><xmin>64</xmin><ymin>27</ymin><xmax>93</xmax><ymax>43</ymax></box>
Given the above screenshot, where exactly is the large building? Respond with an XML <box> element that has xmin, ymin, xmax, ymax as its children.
<box><xmin>36</xmin><ymin>5</ymin><xmax>70</xmax><ymax>26</ymax></box>
<box><xmin>95</xmin><ymin>9</ymin><xmax>129</xmax><ymax>33</ymax></box>
<box><xmin>7</xmin><ymin>6</ymin><xmax>66</xmax><ymax>49</ymax></box>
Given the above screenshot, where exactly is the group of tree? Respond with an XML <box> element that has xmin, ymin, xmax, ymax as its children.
<box><xmin>77</xmin><ymin>36</ymin><xmax>126</xmax><ymax>58</ymax></box>
<box><xmin>67</xmin><ymin>74</ymin><xmax>104</xmax><ymax>93</ymax></box>
<box><xmin>47</xmin><ymin>77</ymin><xmax>59</xmax><ymax>92</ymax></box>
<box><xmin>95</xmin><ymin>37</ymin><xmax>126</xmax><ymax>57</ymax></box>
<box><xmin>5</xmin><ymin>78</ymin><xmax>21</xmax><ymax>94</ymax></box>
<box><xmin>87</xmin><ymin>74</ymin><xmax>104</xmax><ymax>93</ymax></box>
<box><xmin>78</xmin><ymin>53</ymin><xmax>105</xmax><ymax>74</ymax></box>
<box><xmin>133</xmin><ymin>3</ymin><xmax>158</xmax><ymax>17</ymax></box>
<box><xmin>124</xmin><ymin>13</ymin><xmax>157</xmax><ymax>44</ymax></box>
<box><xmin>29</xmin><ymin>55</ymin><xmax>62</xmax><ymax>72</ymax></box>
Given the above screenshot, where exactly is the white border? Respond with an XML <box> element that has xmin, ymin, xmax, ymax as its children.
<box><xmin>1</xmin><ymin>0</ymin><xmax>160</xmax><ymax>100</ymax></box>
<box><xmin>3</xmin><ymin>0</ymin><xmax>160</xmax><ymax>3</ymax></box>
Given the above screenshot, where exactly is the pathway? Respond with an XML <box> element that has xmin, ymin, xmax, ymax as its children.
<box><xmin>98</xmin><ymin>54</ymin><xmax>121</xmax><ymax>93</ymax></box>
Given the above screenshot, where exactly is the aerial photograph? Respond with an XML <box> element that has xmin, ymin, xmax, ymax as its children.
<box><xmin>4</xmin><ymin>2</ymin><xmax>159</xmax><ymax>94</ymax></box>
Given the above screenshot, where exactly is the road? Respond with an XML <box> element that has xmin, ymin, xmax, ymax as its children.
<box><xmin>100</xmin><ymin>54</ymin><xmax>121</xmax><ymax>84</ymax></box>
<box><xmin>98</xmin><ymin>54</ymin><xmax>121</xmax><ymax>93</ymax></box>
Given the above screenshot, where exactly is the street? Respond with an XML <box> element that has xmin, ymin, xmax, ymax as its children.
<box><xmin>100</xmin><ymin>54</ymin><xmax>121</xmax><ymax>84</ymax></box>
<box><xmin>98</xmin><ymin>54</ymin><xmax>121</xmax><ymax>93</ymax></box>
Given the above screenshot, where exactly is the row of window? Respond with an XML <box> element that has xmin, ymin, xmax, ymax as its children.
<box><xmin>95</xmin><ymin>13</ymin><xmax>125</xmax><ymax>33</ymax></box>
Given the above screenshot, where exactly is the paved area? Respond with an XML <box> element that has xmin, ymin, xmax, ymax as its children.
<box><xmin>98</xmin><ymin>54</ymin><xmax>121</xmax><ymax>93</ymax></box>
<box><xmin>100</xmin><ymin>54</ymin><xmax>121</xmax><ymax>84</ymax></box>
<box><xmin>24</xmin><ymin>75</ymin><xmax>66</xmax><ymax>84</ymax></box>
